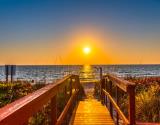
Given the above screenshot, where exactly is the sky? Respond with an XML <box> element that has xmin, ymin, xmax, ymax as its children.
<box><xmin>0</xmin><ymin>0</ymin><xmax>160</xmax><ymax>65</ymax></box>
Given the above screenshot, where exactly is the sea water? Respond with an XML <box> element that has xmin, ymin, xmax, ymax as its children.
<box><xmin>0</xmin><ymin>65</ymin><xmax>160</xmax><ymax>83</ymax></box>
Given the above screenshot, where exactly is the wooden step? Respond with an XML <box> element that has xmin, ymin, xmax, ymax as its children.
<box><xmin>72</xmin><ymin>99</ymin><xmax>115</xmax><ymax>125</ymax></box>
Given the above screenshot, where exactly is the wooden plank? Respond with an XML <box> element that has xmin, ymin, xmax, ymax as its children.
<box><xmin>72</xmin><ymin>99</ymin><xmax>115</xmax><ymax>125</ymax></box>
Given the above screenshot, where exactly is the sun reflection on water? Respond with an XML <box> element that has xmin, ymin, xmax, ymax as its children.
<box><xmin>79</xmin><ymin>65</ymin><xmax>96</xmax><ymax>99</ymax></box>
<box><xmin>80</xmin><ymin>65</ymin><xmax>94</xmax><ymax>80</ymax></box>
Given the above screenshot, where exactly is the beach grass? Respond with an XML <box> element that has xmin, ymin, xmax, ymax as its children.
<box><xmin>94</xmin><ymin>76</ymin><xmax>160</xmax><ymax>123</ymax></box>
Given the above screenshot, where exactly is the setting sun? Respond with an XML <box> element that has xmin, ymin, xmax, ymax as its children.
<box><xmin>83</xmin><ymin>47</ymin><xmax>91</xmax><ymax>54</ymax></box>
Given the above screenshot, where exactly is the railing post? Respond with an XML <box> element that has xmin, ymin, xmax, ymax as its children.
<box><xmin>75</xmin><ymin>75</ymin><xmax>80</xmax><ymax>91</ymax></box>
<box><xmin>101</xmin><ymin>78</ymin><xmax>105</xmax><ymax>104</ymax></box>
<box><xmin>50</xmin><ymin>95</ymin><xmax>57</xmax><ymax>125</ymax></box>
<box><xmin>105</xmin><ymin>78</ymin><xmax>108</xmax><ymax>106</ymax></box>
<box><xmin>64</xmin><ymin>86</ymin><xmax>67</xmax><ymax>104</ymax></box>
<box><xmin>5</xmin><ymin>65</ymin><xmax>9</xmax><ymax>83</ymax></box>
<box><xmin>127</xmin><ymin>85</ymin><xmax>135</xmax><ymax>125</ymax></box>
<box><xmin>70</xmin><ymin>79</ymin><xmax>72</xmax><ymax>97</ymax></box>
<box><xmin>109</xmin><ymin>81</ymin><xmax>113</xmax><ymax>118</ymax></box>
<box><xmin>116</xmin><ymin>86</ymin><xmax>119</xmax><ymax>125</ymax></box>
<box><xmin>76</xmin><ymin>75</ymin><xmax>80</xmax><ymax>100</ymax></box>
<box><xmin>11</xmin><ymin>66</ymin><xmax>14</xmax><ymax>83</ymax></box>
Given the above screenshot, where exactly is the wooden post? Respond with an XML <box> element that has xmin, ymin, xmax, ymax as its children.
<box><xmin>70</xmin><ymin>79</ymin><xmax>72</xmax><ymax>97</ymax></box>
<box><xmin>64</xmin><ymin>86</ymin><xmax>67</xmax><ymax>104</ymax></box>
<box><xmin>128</xmin><ymin>85</ymin><xmax>135</xmax><ymax>125</ymax></box>
<box><xmin>101</xmin><ymin>78</ymin><xmax>105</xmax><ymax>104</ymax></box>
<box><xmin>105</xmin><ymin>78</ymin><xmax>108</xmax><ymax>106</ymax></box>
<box><xmin>116</xmin><ymin>86</ymin><xmax>119</xmax><ymax>125</ymax></box>
<box><xmin>109</xmin><ymin>81</ymin><xmax>113</xmax><ymax>118</ymax></box>
<box><xmin>99</xmin><ymin>67</ymin><xmax>103</xmax><ymax>81</ymax></box>
<box><xmin>76</xmin><ymin>76</ymin><xmax>80</xmax><ymax>91</ymax></box>
<box><xmin>75</xmin><ymin>76</ymin><xmax>80</xmax><ymax>102</ymax></box>
<box><xmin>11</xmin><ymin>66</ymin><xmax>13</xmax><ymax>83</ymax></box>
<box><xmin>5</xmin><ymin>65</ymin><xmax>9</xmax><ymax>83</ymax></box>
<box><xmin>50</xmin><ymin>95</ymin><xmax>57</xmax><ymax>125</ymax></box>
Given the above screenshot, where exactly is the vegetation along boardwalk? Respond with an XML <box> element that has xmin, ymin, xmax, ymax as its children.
<box><xmin>0</xmin><ymin>74</ymin><xmax>159</xmax><ymax>125</ymax></box>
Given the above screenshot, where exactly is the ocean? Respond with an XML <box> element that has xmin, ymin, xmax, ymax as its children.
<box><xmin>0</xmin><ymin>65</ymin><xmax>160</xmax><ymax>83</ymax></box>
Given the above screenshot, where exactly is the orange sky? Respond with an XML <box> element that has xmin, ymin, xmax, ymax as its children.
<box><xmin>1</xmin><ymin>25</ymin><xmax>160</xmax><ymax>65</ymax></box>
<box><xmin>1</xmin><ymin>1</ymin><xmax>160</xmax><ymax>65</ymax></box>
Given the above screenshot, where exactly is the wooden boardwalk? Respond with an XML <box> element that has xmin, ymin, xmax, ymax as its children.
<box><xmin>72</xmin><ymin>99</ymin><xmax>115</xmax><ymax>125</ymax></box>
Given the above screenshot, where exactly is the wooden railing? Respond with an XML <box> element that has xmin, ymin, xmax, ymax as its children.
<box><xmin>100</xmin><ymin>74</ymin><xmax>136</xmax><ymax>125</ymax></box>
<box><xmin>0</xmin><ymin>74</ymin><xmax>81</xmax><ymax>125</ymax></box>
<box><xmin>100</xmin><ymin>74</ymin><xmax>160</xmax><ymax>125</ymax></box>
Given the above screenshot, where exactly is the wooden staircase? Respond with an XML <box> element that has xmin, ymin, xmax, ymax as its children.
<box><xmin>72</xmin><ymin>98</ymin><xmax>114</xmax><ymax>125</ymax></box>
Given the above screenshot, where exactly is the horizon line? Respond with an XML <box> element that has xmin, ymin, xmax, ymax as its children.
<box><xmin>0</xmin><ymin>64</ymin><xmax>160</xmax><ymax>66</ymax></box>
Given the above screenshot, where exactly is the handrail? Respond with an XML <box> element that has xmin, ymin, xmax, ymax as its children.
<box><xmin>56</xmin><ymin>90</ymin><xmax>79</xmax><ymax>125</ymax></box>
<box><xmin>106</xmin><ymin>74</ymin><xmax>135</xmax><ymax>92</ymax></box>
<box><xmin>102</xmin><ymin>89</ymin><xmax>129</xmax><ymax>124</ymax></box>
<box><xmin>0</xmin><ymin>74</ymin><xmax>81</xmax><ymax>125</ymax></box>
<box><xmin>101</xmin><ymin>74</ymin><xmax>136</xmax><ymax>125</ymax></box>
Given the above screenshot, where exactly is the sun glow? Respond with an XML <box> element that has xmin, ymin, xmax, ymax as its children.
<box><xmin>83</xmin><ymin>47</ymin><xmax>91</xmax><ymax>54</ymax></box>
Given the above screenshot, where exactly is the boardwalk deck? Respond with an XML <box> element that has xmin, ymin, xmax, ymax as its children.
<box><xmin>72</xmin><ymin>99</ymin><xmax>115</xmax><ymax>125</ymax></box>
